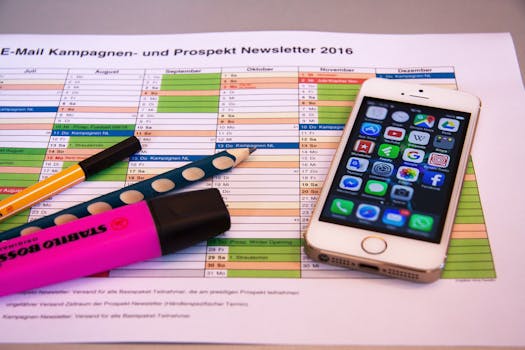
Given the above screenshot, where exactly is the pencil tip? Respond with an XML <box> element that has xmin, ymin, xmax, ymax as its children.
<box><xmin>248</xmin><ymin>147</ymin><xmax>257</xmax><ymax>154</ymax></box>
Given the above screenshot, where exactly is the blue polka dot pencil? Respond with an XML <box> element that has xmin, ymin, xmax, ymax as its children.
<box><xmin>0</xmin><ymin>147</ymin><xmax>255</xmax><ymax>242</ymax></box>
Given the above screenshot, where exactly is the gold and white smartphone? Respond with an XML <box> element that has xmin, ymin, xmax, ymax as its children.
<box><xmin>304</xmin><ymin>78</ymin><xmax>481</xmax><ymax>282</ymax></box>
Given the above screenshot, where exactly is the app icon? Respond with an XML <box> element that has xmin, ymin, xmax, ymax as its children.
<box><xmin>371</xmin><ymin>161</ymin><xmax>394</xmax><ymax>177</ymax></box>
<box><xmin>433</xmin><ymin>135</ymin><xmax>455</xmax><ymax>150</ymax></box>
<box><xmin>438</xmin><ymin>118</ymin><xmax>460</xmax><ymax>132</ymax></box>
<box><xmin>396</xmin><ymin>166</ymin><xmax>419</xmax><ymax>182</ymax></box>
<box><xmin>356</xmin><ymin>204</ymin><xmax>380</xmax><ymax>221</ymax></box>
<box><xmin>360</xmin><ymin>122</ymin><xmax>382</xmax><ymax>137</ymax></box>
<box><xmin>391</xmin><ymin>111</ymin><xmax>410</xmax><ymax>123</ymax></box>
<box><xmin>422</xmin><ymin>171</ymin><xmax>445</xmax><ymax>187</ymax></box>
<box><xmin>364</xmin><ymin>180</ymin><xmax>388</xmax><ymax>196</ymax></box>
<box><xmin>402</xmin><ymin>148</ymin><xmax>425</xmax><ymax>163</ymax></box>
<box><xmin>413</xmin><ymin>114</ymin><xmax>436</xmax><ymax>128</ymax></box>
<box><xmin>354</xmin><ymin>139</ymin><xmax>375</xmax><ymax>154</ymax></box>
<box><xmin>384</xmin><ymin>126</ymin><xmax>406</xmax><ymax>141</ymax></box>
<box><xmin>366</xmin><ymin>106</ymin><xmax>388</xmax><ymax>120</ymax></box>
<box><xmin>390</xmin><ymin>185</ymin><xmax>414</xmax><ymax>201</ymax></box>
<box><xmin>347</xmin><ymin>157</ymin><xmax>369</xmax><ymax>172</ymax></box>
<box><xmin>382</xmin><ymin>208</ymin><xmax>410</xmax><ymax>227</ymax></box>
<box><xmin>408</xmin><ymin>214</ymin><xmax>434</xmax><ymax>232</ymax></box>
<box><xmin>408</xmin><ymin>130</ymin><xmax>430</xmax><ymax>145</ymax></box>
<box><xmin>330</xmin><ymin>198</ymin><xmax>354</xmax><ymax>216</ymax></box>
<box><xmin>339</xmin><ymin>175</ymin><xmax>362</xmax><ymax>191</ymax></box>
<box><xmin>378</xmin><ymin>144</ymin><xmax>400</xmax><ymax>159</ymax></box>
<box><xmin>428</xmin><ymin>152</ymin><xmax>450</xmax><ymax>168</ymax></box>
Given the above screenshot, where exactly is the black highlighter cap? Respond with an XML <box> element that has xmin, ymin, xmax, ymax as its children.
<box><xmin>146</xmin><ymin>188</ymin><xmax>231</xmax><ymax>255</ymax></box>
<box><xmin>79</xmin><ymin>136</ymin><xmax>142</xmax><ymax>178</ymax></box>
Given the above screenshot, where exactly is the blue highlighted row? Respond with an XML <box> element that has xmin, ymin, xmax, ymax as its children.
<box><xmin>300</xmin><ymin>124</ymin><xmax>344</xmax><ymax>130</ymax></box>
<box><xmin>52</xmin><ymin>130</ymin><xmax>134</xmax><ymax>137</ymax></box>
<box><xmin>130</xmin><ymin>155</ymin><xmax>205</xmax><ymax>162</ymax></box>
<box><xmin>0</xmin><ymin>106</ymin><xmax>59</xmax><ymax>113</ymax></box>
<box><xmin>377</xmin><ymin>72</ymin><xmax>455</xmax><ymax>79</ymax></box>
<box><xmin>216</xmin><ymin>142</ymin><xmax>299</xmax><ymax>149</ymax></box>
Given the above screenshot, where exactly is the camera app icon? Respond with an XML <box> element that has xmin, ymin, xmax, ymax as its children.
<box><xmin>390</xmin><ymin>184</ymin><xmax>414</xmax><ymax>201</ymax></box>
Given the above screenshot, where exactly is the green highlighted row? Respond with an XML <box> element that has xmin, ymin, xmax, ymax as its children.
<box><xmin>158</xmin><ymin>96</ymin><xmax>219</xmax><ymax>103</ymax></box>
<box><xmin>0</xmin><ymin>205</ymin><xmax>30</xmax><ymax>231</ymax></box>
<box><xmin>161</xmin><ymin>73</ymin><xmax>221</xmax><ymax>81</ymax></box>
<box><xmin>0</xmin><ymin>173</ymin><xmax>40</xmax><ymax>182</ymax></box>
<box><xmin>157</xmin><ymin>106</ymin><xmax>218</xmax><ymax>113</ymax></box>
<box><xmin>0</xmin><ymin>152</ymin><xmax>46</xmax><ymax>167</ymax></box>
<box><xmin>0</xmin><ymin>148</ymin><xmax>46</xmax><ymax>155</ymax></box>
<box><xmin>208</xmin><ymin>238</ymin><xmax>302</xmax><ymax>247</ymax></box>
<box><xmin>227</xmin><ymin>270</ymin><xmax>300</xmax><ymax>278</ymax></box>
<box><xmin>53</xmin><ymin>124</ymin><xmax>136</xmax><ymax>131</ymax></box>
<box><xmin>442</xmin><ymin>238</ymin><xmax>496</xmax><ymax>279</ymax></box>
<box><xmin>226</xmin><ymin>254</ymin><xmax>300</xmax><ymax>262</ymax></box>
<box><xmin>317</xmin><ymin>84</ymin><xmax>360</xmax><ymax>101</ymax></box>
<box><xmin>66</xmin><ymin>136</ymin><xmax>127</xmax><ymax>149</ymax></box>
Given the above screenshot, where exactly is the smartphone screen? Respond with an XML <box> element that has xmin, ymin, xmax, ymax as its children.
<box><xmin>319</xmin><ymin>96</ymin><xmax>471</xmax><ymax>243</ymax></box>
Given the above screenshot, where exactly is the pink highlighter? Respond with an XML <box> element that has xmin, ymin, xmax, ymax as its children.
<box><xmin>0</xmin><ymin>188</ymin><xmax>230</xmax><ymax>297</ymax></box>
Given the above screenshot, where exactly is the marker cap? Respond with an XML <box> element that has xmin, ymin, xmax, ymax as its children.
<box><xmin>147</xmin><ymin>188</ymin><xmax>231</xmax><ymax>255</ymax></box>
<box><xmin>79</xmin><ymin>136</ymin><xmax>142</xmax><ymax>178</ymax></box>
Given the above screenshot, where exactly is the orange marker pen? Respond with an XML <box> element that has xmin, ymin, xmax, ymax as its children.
<box><xmin>0</xmin><ymin>136</ymin><xmax>141</xmax><ymax>223</ymax></box>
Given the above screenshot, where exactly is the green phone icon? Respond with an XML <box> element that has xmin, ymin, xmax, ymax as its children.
<box><xmin>408</xmin><ymin>214</ymin><xmax>434</xmax><ymax>232</ymax></box>
<box><xmin>330</xmin><ymin>199</ymin><xmax>354</xmax><ymax>216</ymax></box>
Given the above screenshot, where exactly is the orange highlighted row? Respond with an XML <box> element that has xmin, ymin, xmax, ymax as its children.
<box><xmin>0</xmin><ymin>124</ymin><xmax>54</xmax><ymax>130</ymax></box>
<box><xmin>58</xmin><ymin>106</ymin><xmax>137</xmax><ymax>113</ymax></box>
<box><xmin>299</xmin><ymin>77</ymin><xmax>366</xmax><ymax>85</ymax></box>
<box><xmin>206</xmin><ymin>261</ymin><xmax>300</xmax><ymax>270</ymax></box>
<box><xmin>46</xmin><ymin>155</ymin><xmax>102</xmax><ymax>162</ymax></box>
<box><xmin>143</xmin><ymin>90</ymin><xmax>220</xmax><ymax>96</ymax></box>
<box><xmin>222</xmin><ymin>83</ymin><xmax>298</xmax><ymax>90</ymax></box>
<box><xmin>45</xmin><ymin>149</ymin><xmax>104</xmax><ymax>161</ymax></box>
<box><xmin>451</xmin><ymin>224</ymin><xmax>487</xmax><ymax>239</ymax></box>
<box><xmin>300</xmin><ymin>188</ymin><xmax>322</xmax><ymax>195</ymax></box>
<box><xmin>300</xmin><ymin>100</ymin><xmax>355</xmax><ymax>107</ymax></box>
<box><xmin>228</xmin><ymin>208</ymin><xmax>300</xmax><ymax>217</ymax></box>
<box><xmin>219</xmin><ymin>118</ymin><xmax>298</xmax><ymax>125</ymax></box>
<box><xmin>46</xmin><ymin>149</ymin><xmax>102</xmax><ymax>156</ymax></box>
<box><xmin>135</xmin><ymin>130</ymin><xmax>216</xmax><ymax>137</ymax></box>
<box><xmin>0</xmin><ymin>84</ymin><xmax>64</xmax><ymax>90</ymax></box>
<box><xmin>221</xmin><ymin>77</ymin><xmax>297</xmax><ymax>84</ymax></box>
<box><xmin>300</xmin><ymin>182</ymin><xmax>325</xmax><ymax>189</ymax></box>
<box><xmin>0</xmin><ymin>167</ymin><xmax>41</xmax><ymax>174</ymax></box>
<box><xmin>299</xmin><ymin>72</ymin><xmax>374</xmax><ymax>79</ymax></box>
<box><xmin>300</xmin><ymin>142</ymin><xmax>340</xmax><ymax>149</ymax></box>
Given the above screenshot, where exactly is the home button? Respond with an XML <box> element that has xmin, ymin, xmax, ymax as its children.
<box><xmin>361</xmin><ymin>236</ymin><xmax>387</xmax><ymax>255</ymax></box>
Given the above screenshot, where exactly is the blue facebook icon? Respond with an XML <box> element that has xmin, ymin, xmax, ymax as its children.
<box><xmin>422</xmin><ymin>171</ymin><xmax>445</xmax><ymax>187</ymax></box>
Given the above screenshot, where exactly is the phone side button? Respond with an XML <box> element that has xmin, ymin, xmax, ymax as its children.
<box><xmin>361</xmin><ymin>236</ymin><xmax>387</xmax><ymax>255</ymax></box>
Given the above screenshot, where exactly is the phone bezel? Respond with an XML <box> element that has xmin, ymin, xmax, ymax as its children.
<box><xmin>304</xmin><ymin>78</ymin><xmax>481</xmax><ymax>279</ymax></box>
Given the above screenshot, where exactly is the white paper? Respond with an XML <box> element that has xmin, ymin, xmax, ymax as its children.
<box><xmin>0</xmin><ymin>32</ymin><xmax>524</xmax><ymax>346</ymax></box>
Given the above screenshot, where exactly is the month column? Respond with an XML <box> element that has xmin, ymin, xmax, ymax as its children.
<box><xmin>32</xmin><ymin>69</ymin><xmax>142</xmax><ymax>222</ymax></box>
<box><xmin>206</xmin><ymin>66</ymin><xmax>301</xmax><ymax>278</ymax></box>
<box><xmin>298</xmin><ymin>67</ymin><xmax>374</xmax><ymax>278</ymax></box>
<box><xmin>110</xmin><ymin>68</ymin><xmax>221</xmax><ymax>278</ymax></box>
<box><xmin>0</xmin><ymin>68</ymin><xmax>66</xmax><ymax>230</ymax></box>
